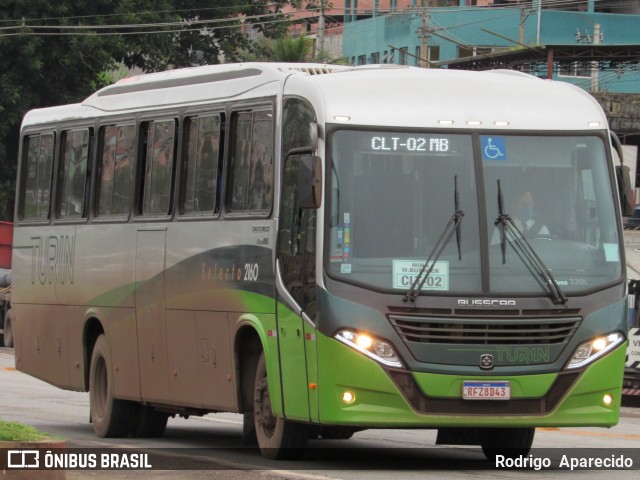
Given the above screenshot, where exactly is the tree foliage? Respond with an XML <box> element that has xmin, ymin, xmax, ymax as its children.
<box><xmin>0</xmin><ymin>0</ymin><xmax>291</xmax><ymax>219</ymax></box>
<box><xmin>270</xmin><ymin>34</ymin><xmax>313</xmax><ymax>62</ymax></box>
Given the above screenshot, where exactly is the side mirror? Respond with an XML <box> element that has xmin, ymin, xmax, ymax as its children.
<box><xmin>611</xmin><ymin>131</ymin><xmax>635</xmax><ymax>216</ymax></box>
<box><xmin>616</xmin><ymin>165</ymin><xmax>635</xmax><ymax>216</ymax></box>
<box><xmin>309</xmin><ymin>122</ymin><xmax>318</xmax><ymax>152</ymax></box>
<box><xmin>298</xmin><ymin>155</ymin><xmax>322</xmax><ymax>209</ymax></box>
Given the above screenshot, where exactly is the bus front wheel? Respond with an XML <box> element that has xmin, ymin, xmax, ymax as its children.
<box><xmin>89</xmin><ymin>334</ymin><xmax>136</xmax><ymax>437</ymax></box>
<box><xmin>320</xmin><ymin>427</ymin><xmax>356</xmax><ymax>440</ymax></box>
<box><xmin>480</xmin><ymin>427</ymin><xmax>535</xmax><ymax>461</ymax></box>
<box><xmin>253</xmin><ymin>352</ymin><xmax>308</xmax><ymax>459</ymax></box>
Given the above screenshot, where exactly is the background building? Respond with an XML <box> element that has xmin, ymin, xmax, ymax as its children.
<box><xmin>340</xmin><ymin>1</ymin><xmax>640</xmax><ymax>150</ymax></box>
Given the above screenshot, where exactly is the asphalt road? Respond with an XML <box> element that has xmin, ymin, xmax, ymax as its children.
<box><xmin>1</xmin><ymin>348</ymin><xmax>640</xmax><ymax>479</ymax></box>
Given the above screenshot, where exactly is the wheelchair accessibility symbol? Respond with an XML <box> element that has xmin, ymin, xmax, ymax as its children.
<box><xmin>481</xmin><ymin>136</ymin><xmax>507</xmax><ymax>161</ymax></box>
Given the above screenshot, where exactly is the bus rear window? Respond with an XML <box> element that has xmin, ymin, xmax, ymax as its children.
<box><xmin>21</xmin><ymin>132</ymin><xmax>55</xmax><ymax>220</ymax></box>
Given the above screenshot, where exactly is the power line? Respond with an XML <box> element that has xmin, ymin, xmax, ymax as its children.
<box><xmin>0</xmin><ymin>11</ymin><xmax>295</xmax><ymax>30</ymax></box>
<box><xmin>0</xmin><ymin>2</ymin><xmax>297</xmax><ymax>24</ymax></box>
<box><xmin>0</xmin><ymin>11</ymin><xmax>306</xmax><ymax>38</ymax></box>
<box><xmin>0</xmin><ymin>1</ymin><xmax>623</xmax><ymax>37</ymax></box>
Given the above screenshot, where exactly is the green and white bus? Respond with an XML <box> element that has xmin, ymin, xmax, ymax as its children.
<box><xmin>12</xmin><ymin>63</ymin><xmax>633</xmax><ymax>460</ymax></box>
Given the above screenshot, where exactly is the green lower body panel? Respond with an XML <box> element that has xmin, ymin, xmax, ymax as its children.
<box><xmin>317</xmin><ymin>332</ymin><xmax>625</xmax><ymax>428</ymax></box>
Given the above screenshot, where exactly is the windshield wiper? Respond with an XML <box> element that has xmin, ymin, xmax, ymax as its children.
<box><xmin>404</xmin><ymin>176</ymin><xmax>464</xmax><ymax>303</ymax></box>
<box><xmin>494</xmin><ymin>180</ymin><xmax>567</xmax><ymax>305</ymax></box>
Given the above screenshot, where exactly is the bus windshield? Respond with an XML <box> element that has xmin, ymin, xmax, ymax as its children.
<box><xmin>327</xmin><ymin>130</ymin><xmax>621</xmax><ymax>296</ymax></box>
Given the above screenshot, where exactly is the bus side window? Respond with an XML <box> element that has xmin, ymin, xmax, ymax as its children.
<box><xmin>182</xmin><ymin>114</ymin><xmax>223</xmax><ymax>214</ymax></box>
<box><xmin>21</xmin><ymin>132</ymin><xmax>55</xmax><ymax>220</ymax></box>
<box><xmin>58</xmin><ymin>128</ymin><xmax>91</xmax><ymax>219</ymax></box>
<box><xmin>97</xmin><ymin>125</ymin><xmax>136</xmax><ymax>218</ymax></box>
<box><xmin>140</xmin><ymin>119</ymin><xmax>177</xmax><ymax>216</ymax></box>
<box><xmin>228</xmin><ymin>109</ymin><xmax>273</xmax><ymax>214</ymax></box>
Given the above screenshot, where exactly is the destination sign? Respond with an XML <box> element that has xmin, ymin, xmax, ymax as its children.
<box><xmin>370</xmin><ymin>135</ymin><xmax>450</xmax><ymax>153</ymax></box>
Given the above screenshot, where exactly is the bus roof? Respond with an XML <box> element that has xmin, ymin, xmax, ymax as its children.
<box><xmin>21</xmin><ymin>63</ymin><xmax>607</xmax><ymax>132</ymax></box>
<box><xmin>289</xmin><ymin>65</ymin><xmax>608</xmax><ymax>131</ymax></box>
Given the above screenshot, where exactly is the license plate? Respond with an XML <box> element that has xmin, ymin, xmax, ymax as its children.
<box><xmin>462</xmin><ymin>381</ymin><xmax>510</xmax><ymax>400</ymax></box>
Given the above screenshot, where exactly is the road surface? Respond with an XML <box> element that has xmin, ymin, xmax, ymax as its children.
<box><xmin>1</xmin><ymin>349</ymin><xmax>639</xmax><ymax>479</ymax></box>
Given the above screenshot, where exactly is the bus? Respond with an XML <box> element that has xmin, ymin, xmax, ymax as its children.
<box><xmin>12</xmin><ymin>63</ymin><xmax>634</xmax><ymax>460</ymax></box>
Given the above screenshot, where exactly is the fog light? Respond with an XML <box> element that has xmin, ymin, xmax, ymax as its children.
<box><xmin>342</xmin><ymin>391</ymin><xmax>356</xmax><ymax>404</ymax></box>
<box><xmin>603</xmin><ymin>394</ymin><xmax>613</xmax><ymax>406</ymax></box>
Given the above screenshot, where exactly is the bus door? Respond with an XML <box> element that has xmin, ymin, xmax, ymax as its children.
<box><xmin>275</xmin><ymin>153</ymin><xmax>319</xmax><ymax>422</ymax></box>
<box><xmin>135</xmin><ymin>227</ymin><xmax>170</xmax><ymax>403</ymax></box>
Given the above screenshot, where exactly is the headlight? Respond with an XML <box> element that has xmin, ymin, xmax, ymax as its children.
<box><xmin>335</xmin><ymin>329</ymin><xmax>403</xmax><ymax>368</ymax></box>
<box><xmin>565</xmin><ymin>332</ymin><xmax>625</xmax><ymax>370</ymax></box>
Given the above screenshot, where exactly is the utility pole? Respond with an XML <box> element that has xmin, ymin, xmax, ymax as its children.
<box><xmin>318</xmin><ymin>0</ymin><xmax>326</xmax><ymax>53</ymax></box>
<box><xmin>417</xmin><ymin>0</ymin><xmax>431</xmax><ymax>68</ymax></box>
<box><xmin>591</xmin><ymin>23</ymin><xmax>601</xmax><ymax>93</ymax></box>
<box><xmin>536</xmin><ymin>0</ymin><xmax>542</xmax><ymax>45</ymax></box>
<box><xmin>519</xmin><ymin>3</ymin><xmax>525</xmax><ymax>45</ymax></box>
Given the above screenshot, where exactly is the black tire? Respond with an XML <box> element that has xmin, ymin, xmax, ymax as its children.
<box><xmin>131</xmin><ymin>406</ymin><xmax>169</xmax><ymax>438</ymax></box>
<box><xmin>320</xmin><ymin>427</ymin><xmax>356</xmax><ymax>440</ymax></box>
<box><xmin>480</xmin><ymin>427</ymin><xmax>535</xmax><ymax>461</ymax></box>
<box><xmin>242</xmin><ymin>411</ymin><xmax>258</xmax><ymax>446</ymax></box>
<box><xmin>2</xmin><ymin>309</ymin><xmax>13</xmax><ymax>348</ymax></box>
<box><xmin>89</xmin><ymin>334</ymin><xmax>137</xmax><ymax>437</ymax></box>
<box><xmin>307</xmin><ymin>425</ymin><xmax>323</xmax><ymax>439</ymax></box>
<box><xmin>253</xmin><ymin>353</ymin><xmax>309</xmax><ymax>459</ymax></box>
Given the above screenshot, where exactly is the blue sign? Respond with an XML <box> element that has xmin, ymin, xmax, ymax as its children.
<box><xmin>481</xmin><ymin>136</ymin><xmax>507</xmax><ymax>161</ymax></box>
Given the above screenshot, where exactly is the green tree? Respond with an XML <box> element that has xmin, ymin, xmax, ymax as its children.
<box><xmin>270</xmin><ymin>34</ymin><xmax>313</xmax><ymax>62</ymax></box>
<box><xmin>261</xmin><ymin>33</ymin><xmax>348</xmax><ymax>64</ymax></box>
<box><xmin>0</xmin><ymin>0</ymin><xmax>291</xmax><ymax>220</ymax></box>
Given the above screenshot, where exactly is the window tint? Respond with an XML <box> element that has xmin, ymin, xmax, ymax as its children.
<box><xmin>278</xmin><ymin>154</ymin><xmax>317</xmax><ymax>319</ymax></box>
<box><xmin>183</xmin><ymin>115</ymin><xmax>222</xmax><ymax>214</ymax></box>
<box><xmin>97</xmin><ymin>125</ymin><xmax>135</xmax><ymax>217</ymax></box>
<box><xmin>282</xmin><ymin>99</ymin><xmax>316</xmax><ymax>155</ymax></box>
<box><xmin>142</xmin><ymin>120</ymin><xmax>176</xmax><ymax>215</ymax></box>
<box><xmin>229</xmin><ymin>110</ymin><xmax>273</xmax><ymax>213</ymax></box>
<box><xmin>22</xmin><ymin>132</ymin><xmax>55</xmax><ymax>220</ymax></box>
<box><xmin>58</xmin><ymin>129</ymin><xmax>90</xmax><ymax>219</ymax></box>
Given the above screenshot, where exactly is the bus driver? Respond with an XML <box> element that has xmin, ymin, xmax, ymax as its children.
<box><xmin>491</xmin><ymin>189</ymin><xmax>550</xmax><ymax>244</ymax></box>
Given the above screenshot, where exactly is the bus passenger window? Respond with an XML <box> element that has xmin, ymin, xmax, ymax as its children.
<box><xmin>21</xmin><ymin>132</ymin><xmax>55</xmax><ymax>220</ymax></box>
<box><xmin>141</xmin><ymin>120</ymin><xmax>176</xmax><ymax>215</ymax></box>
<box><xmin>97</xmin><ymin>125</ymin><xmax>135</xmax><ymax>217</ymax></box>
<box><xmin>58</xmin><ymin>129</ymin><xmax>91</xmax><ymax>219</ymax></box>
<box><xmin>183</xmin><ymin>115</ymin><xmax>222</xmax><ymax>214</ymax></box>
<box><xmin>228</xmin><ymin>110</ymin><xmax>273</xmax><ymax>213</ymax></box>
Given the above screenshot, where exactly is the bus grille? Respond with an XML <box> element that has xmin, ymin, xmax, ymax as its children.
<box><xmin>389</xmin><ymin>315</ymin><xmax>581</xmax><ymax>345</ymax></box>
<box><xmin>388</xmin><ymin>370</ymin><xmax>580</xmax><ymax>415</ymax></box>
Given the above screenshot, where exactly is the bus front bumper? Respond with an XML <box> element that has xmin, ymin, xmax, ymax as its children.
<box><xmin>316</xmin><ymin>333</ymin><xmax>626</xmax><ymax>428</ymax></box>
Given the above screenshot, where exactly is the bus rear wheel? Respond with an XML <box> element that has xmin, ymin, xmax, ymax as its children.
<box><xmin>131</xmin><ymin>406</ymin><xmax>169</xmax><ymax>438</ymax></box>
<box><xmin>89</xmin><ymin>334</ymin><xmax>136</xmax><ymax>437</ymax></box>
<box><xmin>253</xmin><ymin>352</ymin><xmax>308</xmax><ymax>459</ymax></box>
<box><xmin>480</xmin><ymin>427</ymin><xmax>535</xmax><ymax>461</ymax></box>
